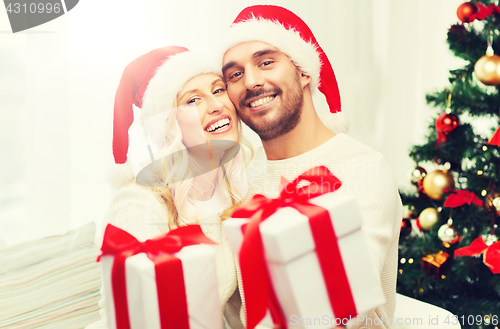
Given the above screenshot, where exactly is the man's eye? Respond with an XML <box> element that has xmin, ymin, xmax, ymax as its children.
<box><xmin>229</xmin><ymin>72</ymin><xmax>242</xmax><ymax>80</ymax></box>
<box><xmin>260</xmin><ymin>61</ymin><xmax>273</xmax><ymax>67</ymax></box>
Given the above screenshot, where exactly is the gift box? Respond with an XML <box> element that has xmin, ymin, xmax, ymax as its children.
<box><xmin>99</xmin><ymin>224</ymin><xmax>223</xmax><ymax>329</ymax></box>
<box><xmin>422</xmin><ymin>250</ymin><xmax>450</xmax><ymax>277</ymax></box>
<box><xmin>223</xmin><ymin>167</ymin><xmax>385</xmax><ymax>329</ymax></box>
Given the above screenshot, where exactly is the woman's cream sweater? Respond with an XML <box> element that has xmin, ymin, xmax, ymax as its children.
<box><xmin>86</xmin><ymin>182</ymin><xmax>239</xmax><ymax>329</ymax></box>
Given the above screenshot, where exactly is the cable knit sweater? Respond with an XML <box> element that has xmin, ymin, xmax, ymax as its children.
<box><xmin>85</xmin><ymin>182</ymin><xmax>239</xmax><ymax>329</ymax></box>
<box><xmin>238</xmin><ymin>133</ymin><xmax>403</xmax><ymax>329</ymax></box>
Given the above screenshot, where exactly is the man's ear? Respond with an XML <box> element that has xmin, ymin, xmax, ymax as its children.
<box><xmin>299</xmin><ymin>71</ymin><xmax>312</xmax><ymax>89</ymax></box>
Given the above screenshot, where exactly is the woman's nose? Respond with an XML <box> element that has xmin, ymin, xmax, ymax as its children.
<box><xmin>207</xmin><ymin>95</ymin><xmax>224</xmax><ymax>114</ymax></box>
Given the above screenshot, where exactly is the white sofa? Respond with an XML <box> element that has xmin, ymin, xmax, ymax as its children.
<box><xmin>0</xmin><ymin>223</ymin><xmax>461</xmax><ymax>329</ymax></box>
<box><xmin>393</xmin><ymin>294</ymin><xmax>461</xmax><ymax>329</ymax></box>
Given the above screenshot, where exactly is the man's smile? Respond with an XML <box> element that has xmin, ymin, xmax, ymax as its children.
<box><xmin>244</xmin><ymin>93</ymin><xmax>278</xmax><ymax>112</ymax></box>
<box><xmin>249</xmin><ymin>96</ymin><xmax>275</xmax><ymax>108</ymax></box>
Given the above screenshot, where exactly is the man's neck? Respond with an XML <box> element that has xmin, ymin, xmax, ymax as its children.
<box><xmin>262</xmin><ymin>101</ymin><xmax>335</xmax><ymax>160</ymax></box>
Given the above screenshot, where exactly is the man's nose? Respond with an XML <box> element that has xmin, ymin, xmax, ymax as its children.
<box><xmin>244</xmin><ymin>67</ymin><xmax>264</xmax><ymax>90</ymax></box>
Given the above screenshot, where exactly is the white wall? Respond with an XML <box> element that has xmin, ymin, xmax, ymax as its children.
<box><xmin>0</xmin><ymin>0</ymin><xmax>469</xmax><ymax>246</ymax></box>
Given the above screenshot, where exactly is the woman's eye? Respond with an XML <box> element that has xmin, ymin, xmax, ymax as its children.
<box><xmin>213</xmin><ymin>88</ymin><xmax>225</xmax><ymax>95</ymax></box>
<box><xmin>187</xmin><ymin>97</ymin><xmax>200</xmax><ymax>104</ymax></box>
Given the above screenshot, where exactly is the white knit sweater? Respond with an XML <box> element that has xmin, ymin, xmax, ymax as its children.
<box><xmin>86</xmin><ymin>182</ymin><xmax>239</xmax><ymax>329</ymax></box>
<box><xmin>239</xmin><ymin>133</ymin><xmax>402</xmax><ymax>329</ymax></box>
<box><xmin>88</xmin><ymin>132</ymin><xmax>401</xmax><ymax>329</ymax></box>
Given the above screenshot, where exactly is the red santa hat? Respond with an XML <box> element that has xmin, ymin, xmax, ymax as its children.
<box><xmin>113</xmin><ymin>46</ymin><xmax>187</xmax><ymax>164</ymax></box>
<box><xmin>221</xmin><ymin>5</ymin><xmax>348</xmax><ymax>133</ymax></box>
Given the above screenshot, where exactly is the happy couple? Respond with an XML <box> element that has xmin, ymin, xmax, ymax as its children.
<box><xmin>92</xmin><ymin>5</ymin><xmax>402</xmax><ymax>329</ymax></box>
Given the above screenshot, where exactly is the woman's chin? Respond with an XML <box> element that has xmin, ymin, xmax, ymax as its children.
<box><xmin>205</xmin><ymin>131</ymin><xmax>239</xmax><ymax>145</ymax></box>
<box><xmin>205</xmin><ymin>132</ymin><xmax>240</xmax><ymax>164</ymax></box>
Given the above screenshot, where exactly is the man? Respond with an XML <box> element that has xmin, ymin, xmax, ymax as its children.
<box><xmin>220</xmin><ymin>5</ymin><xmax>402</xmax><ymax>329</ymax></box>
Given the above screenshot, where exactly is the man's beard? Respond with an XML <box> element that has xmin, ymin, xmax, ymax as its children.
<box><xmin>238</xmin><ymin>73</ymin><xmax>303</xmax><ymax>141</ymax></box>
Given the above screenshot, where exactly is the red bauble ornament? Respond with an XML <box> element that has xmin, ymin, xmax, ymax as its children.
<box><xmin>401</xmin><ymin>218</ymin><xmax>412</xmax><ymax>237</ymax></box>
<box><xmin>436</xmin><ymin>113</ymin><xmax>459</xmax><ymax>135</ymax></box>
<box><xmin>457</xmin><ymin>2</ymin><xmax>478</xmax><ymax>23</ymax></box>
<box><xmin>410</xmin><ymin>166</ymin><xmax>427</xmax><ymax>186</ymax></box>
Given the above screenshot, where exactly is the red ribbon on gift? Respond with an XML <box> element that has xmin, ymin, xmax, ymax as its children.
<box><xmin>232</xmin><ymin>166</ymin><xmax>357</xmax><ymax>329</ymax></box>
<box><xmin>454</xmin><ymin>237</ymin><xmax>500</xmax><ymax>274</ymax></box>
<box><xmin>239</xmin><ymin>223</ymin><xmax>286</xmax><ymax>328</ymax></box>
<box><xmin>98</xmin><ymin>224</ymin><xmax>217</xmax><ymax>329</ymax></box>
<box><xmin>444</xmin><ymin>189</ymin><xmax>484</xmax><ymax>208</ymax></box>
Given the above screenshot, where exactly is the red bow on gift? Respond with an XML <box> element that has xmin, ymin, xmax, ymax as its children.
<box><xmin>489</xmin><ymin>127</ymin><xmax>500</xmax><ymax>146</ymax></box>
<box><xmin>488</xmin><ymin>109</ymin><xmax>500</xmax><ymax>146</ymax></box>
<box><xmin>454</xmin><ymin>236</ymin><xmax>500</xmax><ymax>274</ymax></box>
<box><xmin>233</xmin><ymin>166</ymin><xmax>357</xmax><ymax>329</ymax></box>
<box><xmin>444</xmin><ymin>189</ymin><xmax>484</xmax><ymax>208</ymax></box>
<box><xmin>99</xmin><ymin>224</ymin><xmax>217</xmax><ymax>329</ymax></box>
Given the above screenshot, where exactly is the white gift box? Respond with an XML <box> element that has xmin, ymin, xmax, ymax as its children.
<box><xmin>100</xmin><ymin>244</ymin><xmax>223</xmax><ymax>329</ymax></box>
<box><xmin>224</xmin><ymin>193</ymin><xmax>385</xmax><ymax>329</ymax></box>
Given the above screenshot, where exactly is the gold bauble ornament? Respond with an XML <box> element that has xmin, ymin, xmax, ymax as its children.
<box><xmin>493</xmin><ymin>197</ymin><xmax>500</xmax><ymax>212</ymax></box>
<box><xmin>422</xmin><ymin>169</ymin><xmax>455</xmax><ymax>201</ymax></box>
<box><xmin>485</xmin><ymin>191</ymin><xmax>500</xmax><ymax>215</ymax></box>
<box><xmin>485</xmin><ymin>191</ymin><xmax>500</xmax><ymax>208</ymax></box>
<box><xmin>418</xmin><ymin>207</ymin><xmax>440</xmax><ymax>231</ymax></box>
<box><xmin>474</xmin><ymin>47</ymin><xmax>500</xmax><ymax>86</ymax></box>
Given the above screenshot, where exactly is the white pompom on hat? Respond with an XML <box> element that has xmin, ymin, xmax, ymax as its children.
<box><xmin>220</xmin><ymin>5</ymin><xmax>348</xmax><ymax>134</ymax></box>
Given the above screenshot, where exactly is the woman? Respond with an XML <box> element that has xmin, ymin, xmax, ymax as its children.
<box><xmin>88</xmin><ymin>46</ymin><xmax>252</xmax><ymax>329</ymax></box>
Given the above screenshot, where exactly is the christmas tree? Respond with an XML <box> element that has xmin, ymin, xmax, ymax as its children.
<box><xmin>397</xmin><ymin>2</ymin><xmax>500</xmax><ymax>328</ymax></box>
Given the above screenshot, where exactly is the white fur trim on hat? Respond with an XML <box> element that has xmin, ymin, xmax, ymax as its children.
<box><xmin>220</xmin><ymin>17</ymin><xmax>321</xmax><ymax>93</ymax></box>
<box><xmin>320</xmin><ymin>110</ymin><xmax>349</xmax><ymax>134</ymax></box>
<box><xmin>141</xmin><ymin>51</ymin><xmax>222</xmax><ymax>122</ymax></box>
<box><xmin>108</xmin><ymin>162</ymin><xmax>134</xmax><ymax>190</ymax></box>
